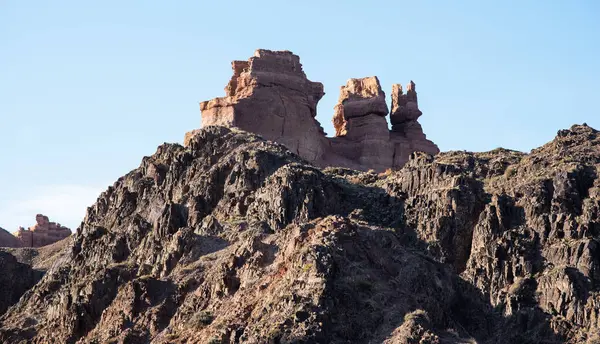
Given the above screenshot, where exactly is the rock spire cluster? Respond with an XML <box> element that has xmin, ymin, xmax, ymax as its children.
<box><xmin>192</xmin><ymin>49</ymin><xmax>439</xmax><ymax>171</ymax></box>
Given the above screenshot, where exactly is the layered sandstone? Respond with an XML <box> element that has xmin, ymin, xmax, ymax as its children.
<box><xmin>388</xmin><ymin>81</ymin><xmax>440</xmax><ymax>166</ymax></box>
<box><xmin>331</xmin><ymin>76</ymin><xmax>389</xmax><ymax>137</ymax></box>
<box><xmin>329</xmin><ymin>77</ymin><xmax>394</xmax><ymax>171</ymax></box>
<box><xmin>12</xmin><ymin>214</ymin><xmax>71</xmax><ymax>248</ymax></box>
<box><xmin>190</xmin><ymin>49</ymin><xmax>439</xmax><ymax>172</ymax></box>
<box><xmin>199</xmin><ymin>49</ymin><xmax>331</xmax><ymax>165</ymax></box>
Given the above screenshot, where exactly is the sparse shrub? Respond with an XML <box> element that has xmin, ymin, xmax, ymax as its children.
<box><xmin>268</xmin><ymin>326</ymin><xmax>282</xmax><ymax>340</ymax></box>
<box><xmin>207</xmin><ymin>337</ymin><xmax>222</xmax><ymax>344</ymax></box>
<box><xmin>378</xmin><ymin>168</ymin><xmax>394</xmax><ymax>178</ymax></box>
<box><xmin>349</xmin><ymin>176</ymin><xmax>362</xmax><ymax>184</ymax></box>
<box><xmin>191</xmin><ymin>310</ymin><xmax>214</xmax><ymax>328</ymax></box>
<box><xmin>403</xmin><ymin>309</ymin><xmax>429</xmax><ymax>323</ymax></box>
<box><xmin>504</xmin><ymin>166</ymin><xmax>517</xmax><ymax>178</ymax></box>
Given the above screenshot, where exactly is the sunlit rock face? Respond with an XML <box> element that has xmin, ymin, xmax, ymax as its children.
<box><xmin>190</xmin><ymin>49</ymin><xmax>439</xmax><ymax>172</ymax></box>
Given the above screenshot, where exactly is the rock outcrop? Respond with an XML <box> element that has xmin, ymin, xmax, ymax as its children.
<box><xmin>389</xmin><ymin>82</ymin><xmax>440</xmax><ymax>167</ymax></box>
<box><xmin>191</xmin><ymin>49</ymin><xmax>439</xmax><ymax>172</ymax></box>
<box><xmin>0</xmin><ymin>228</ymin><xmax>21</xmax><ymax>248</ymax></box>
<box><xmin>329</xmin><ymin>77</ymin><xmax>394</xmax><ymax>171</ymax></box>
<box><xmin>1</xmin><ymin>124</ymin><xmax>599</xmax><ymax>343</ymax></box>
<box><xmin>12</xmin><ymin>214</ymin><xmax>71</xmax><ymax>248</ymax></box>
<box><xmin>331</xmin><ymin>76</ymin><xmax>389</xmax><ymax>137</ymax></box>
<box><xmin>200</xmin><ymin>50</ymin><xmax>331</xmax><ymax>166</ymax></box>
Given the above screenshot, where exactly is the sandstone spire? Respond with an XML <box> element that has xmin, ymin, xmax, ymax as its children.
<box><xmin>199</xmin><ymin>49</ymin><xmax>328</xmax><ymax>163</ymax></box>
<box><xmin>190</xmin><ymin>49</ymin><xmax>439</xmax><ymax>171</ymax></box>
<box><xmin>390</xmin><ymin>80</ymin><xmax>422</xmax><ymax>127</ymax></box>
<box><xmin>332</xmin><ymin>76</ymin><xmax>389</xmax><ymax>137</ymax></box>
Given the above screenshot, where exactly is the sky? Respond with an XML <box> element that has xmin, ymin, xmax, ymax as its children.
<box><xmin>0</xmin><ymin>1</ymin><xmax>598</xmax><ymax>231</ymax></box>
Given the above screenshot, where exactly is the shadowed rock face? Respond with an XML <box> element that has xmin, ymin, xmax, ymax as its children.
<box><xmin>0</xmin><ymin>252</ymin><xmax>40</xmax><ymax>316</ymax></box>
<box><xmin>0</xmin><ymin>228</ymin><xmax>21</xmax><ymax>248</ymax></box>
<box><xmin>0</xmin><ymin>237</ymin><xmax>71</xmax><ymax>317</ymax></box>
<box><xmin>1</xmin><ymin>124</ymin><xmax>599</xmax><ymax>343</ymax></box>
<box><xmin>193</xmin><ymin>49</ymin><xmax>439</xmax><ymax>172</ymax></box>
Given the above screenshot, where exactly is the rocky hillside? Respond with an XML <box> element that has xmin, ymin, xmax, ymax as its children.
<box><xmin>0</xmin><ymin>124</ymin><xmax>598</xmax><ymax>343</ymax></box>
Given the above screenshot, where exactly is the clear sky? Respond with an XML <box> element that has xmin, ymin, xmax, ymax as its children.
<box><xmin>1</xmin><ymin>1</ymin><xmax>598</xmax><ymax>231</ymax></box>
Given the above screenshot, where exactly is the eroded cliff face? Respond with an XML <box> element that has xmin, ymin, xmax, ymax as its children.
<box><xmin>200</xmin><ymin>50</ymin><xmax>332</xmax><ymax>167</ymax></box>
<box><xmin>1</xmin><ymin>124</ymin><xmax>599</xmax><ymax>343</ymax></box>
<box><xmin>194</xmin><ymin>49</ymin><xmax>439</xmax><ymax>172</ymax></box>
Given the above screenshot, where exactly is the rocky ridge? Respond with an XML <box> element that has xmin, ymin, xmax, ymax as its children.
<box><xmin>0</xmin><ymin>124</ymin><xmax>598</xmax><ymax>343</ymax></box>
<box><xmin>195</xmin><ymin>50</ymin><xmax>439</xmax><ymax>172</ymax></box>
<box><xmin>0</xmin><ymin>227</ymin><xmax>21</xmax><ymax>248</ymax></box>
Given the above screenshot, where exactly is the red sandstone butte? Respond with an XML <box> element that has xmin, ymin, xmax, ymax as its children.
<box><xmin>190</xmin><ymin>49</ymin><xmax>439</xmax><ymax>172</ymax></box>
<box><xmin>12</xmin><ymin>214</ymin><xmax>71</xmax><ymax>248</ymax></box>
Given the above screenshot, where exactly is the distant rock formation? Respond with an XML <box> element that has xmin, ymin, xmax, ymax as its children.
<box><xmin>12</xmin><ymin>214</ymin><xmax>71</xmax><ymax>248</ymax></box>
<box><xmin>191</xmin><ymin>49</ymin><xmax>439</xmax><ymax>172</ymax></box>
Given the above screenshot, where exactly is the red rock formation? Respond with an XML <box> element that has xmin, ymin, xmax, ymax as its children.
<box><xmin>12</xmin><ymin>214</ymin><xmax>71</xmax><ymax>248</ymax></box>
<box><xmin>388</xmin><ymin>81</ymin><xmax>439</xmax><ymax>167</ymax></box>
<box><xmin>332</xmin><ymin>76</ymin><xmax>389</xmax><ymax>136</ymax></box>
<box><xmin>191</xmin><ymin>49</ymin><xmax>439</xmax><ymax>172</ymax></box>
<box><xmin>329</xmin><ymin>77</ymin><xmax>394</xmax><ymax>171</ymax></box>
<box><xmin>390</xmin><ymin>81</ymin><xmax>421</xmax><ymax>125</ymax></box>
<box><xmin>200</xmin><ymin>50</ymin><xmax>331</xmax><ymax>164</ymax></box>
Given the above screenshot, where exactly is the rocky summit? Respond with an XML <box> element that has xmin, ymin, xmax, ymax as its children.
<box><xmin>191</xmin><ymin>49</ymin><xmax>439</xmax><ymax>172</ymax></box>
<box><xmin>1</xmin><ymin>215</ymin><xmax>71</xmax><ymax>249</ymax></box>
<box><xmin>0</xmin><ymin>122</ymin><xmax>599</xmax><ymax>343</ymax></box>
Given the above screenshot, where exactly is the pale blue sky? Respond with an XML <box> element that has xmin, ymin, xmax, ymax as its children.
<box><xmin>1</xmin><ymin>1</ymin><xmax>598</xmax><ymax>230</ymax></box>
